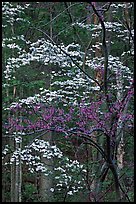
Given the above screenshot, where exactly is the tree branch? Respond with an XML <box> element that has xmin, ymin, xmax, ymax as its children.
<box><xmin>29</xmin><ymin>26</ymin><xmax>101</xmax><ymax>87</ymax></box>
<box><xmin>86</xmin><ymin>2</ymin><xmax>109</xmax><ymax>94</ymax></box>
<box><xmin>64</xmin><ymin>2</ymin><xmax>84</xmax><ymax>47</ymax></box>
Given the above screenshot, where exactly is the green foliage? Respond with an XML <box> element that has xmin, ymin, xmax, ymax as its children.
<box><xmin>2</xmin><ymin>1</ymin><xmax>134</xmax><ymax>203</ymax></box>
<box><xmin>22</xmin><ymin>183</ymin><xmax>39</xmax><ymax>202</ymax></box>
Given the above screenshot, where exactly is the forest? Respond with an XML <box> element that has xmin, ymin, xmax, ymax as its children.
<box><xmin>2</xmin><ymin>2</ymin><xmax>134</xmax><ymax>202</ymax></box>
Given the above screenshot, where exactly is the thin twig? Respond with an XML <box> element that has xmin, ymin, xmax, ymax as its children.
<box><xmin>39</xmin><ymin>3</ymin><xmax>80</xmax><ymax>28</ymax></box>
<box><xmin>64</xmin><ymin>2</ymin><xmax>84</xmax><ymax>47</ymax></box>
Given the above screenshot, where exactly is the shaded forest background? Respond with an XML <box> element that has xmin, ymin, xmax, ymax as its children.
<box><xmin>2</xmin><ymin>2</ymin><xmax>134</xmax><ymax>202</ymax></box>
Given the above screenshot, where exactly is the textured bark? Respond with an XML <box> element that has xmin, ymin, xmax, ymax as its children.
<box><xmin>91</xmin><ymin>4</ymin><xmax>104</xmax><ymax>199</ymax></box>
<box><xmin>11</xmin><ymin>142</ymin><xmax>16</xmax><ymax>202</ymax></box>
<box><xmin>84</xmin><ymin>4</ymin><xmax>103</xmax><ymax>199</ymax></box>
<box><xmin>116</xmin><ymin>67</ymin><xmax>124</xmax><ymax>170</ymax></box>
<box><xmin>39</xmin><ymin>132</ymin><xmax>53</xmax><ymax>202</ymax></box>
<box><xmin>38</xmin><ymin>42</ymin><xmax>53</xmax><ymax>201</ymax></box>
<box><xmin>106</xmin><ymin>5</ymin><xmax>113</xmax><ymax>55</ymax></box>
<box><xmin>11</xmin><ymin>137</ymin><xmax>22</xmax><ymax>202</ymax></box>
<box><xmin>89</xmin><ymin>2</ymin><xmax>108</xmax><ymax>93</ymax></box>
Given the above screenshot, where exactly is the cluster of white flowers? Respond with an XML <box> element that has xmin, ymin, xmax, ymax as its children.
<box><xmin>3</xmin><ymin>1</ymin><xmax>133</xmax><ymax>110</ymax></box>
<box><xmin>4</xmin><ymin>49</ymin><xmax>132</xmax><ymax>109</ymax></box>
<box><xmin>27</xmin><ymin>39</ymin><xmax>83</xmax><ymax>67</ymax></box>
<box><xmin>2</xmin><ymin>145</ymin><xmax>9</xmax><ymax>160</ymax></box>
<box><xmin>10</xmin><ymin>148</ymin><xmax>22</xmax><ymax>165</ymax></box>
<box><xmin>73</xmin><ymin>21</ymin><xmax>123</xmax><ymax>32</ymax></box>
<box><xmin>111</xmin><ymin>2</ymin><xmax>133</xmax><ymax>9</ymax></box>
<box><xmin>51</xmin><ymin>157</ymin><xmax>86</xmax><ymax>196</ymax></box>
<box><xmin>2</xmin><ymin>2</ymin><xmax>30</xmax><ymax>26</ymax></box>
<box><xmin>15</xmin><ymin>136</ymin><xmax>22</xmax><ymax>143</ymax></box>
<box><xmin>73</xmin><ymin>18</ymin><xmax>132</xmax><ymax>45</ymax></box>
<box><xmin>3</xmin><ymin>137</ymin><xmax>86</xmax><ymax>196</ymax></box>
<box><xmin>2</xmin><ymin>2</ymin><xmax>30</xmax><ymax>81</ymax></box>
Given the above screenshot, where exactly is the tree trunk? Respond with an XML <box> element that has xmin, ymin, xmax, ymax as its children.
<box><xmin>116</xmin><ymin>66</ymin><xmax>124</xmax><ymax>170</ymax></box>
<box><xmin>107</xmin><ymin>5</ymin><xmax>113</xmax><ymax>55</ymax></box>
<box><xmin>11</xmin><ymin>136</ymin><xmax>22</xmax><ymax>202</ymax></box>
<box><xmin>39</xmin><ymin>132</ymin><xmax>53</xmax><ymax>202</ymax></box>
<box><xmin>91</xmin><ymin>4</ymin><xmax>103</xmax><ymax>200</ymax></box>
<box><xmin>38</xmin><ymin>14</ymin><xmax>54</xmax><ymax>198</ymax></box>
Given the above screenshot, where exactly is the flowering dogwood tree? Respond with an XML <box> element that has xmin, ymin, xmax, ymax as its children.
<box><xmin>2</xmin><ymin>2</ymin><xmax>134</xmax><ymax>202</ymax></box>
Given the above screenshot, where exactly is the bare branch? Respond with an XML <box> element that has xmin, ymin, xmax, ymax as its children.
<box><xmin>86</xmin><ymin>2</ymin><xmax>109</xmax><ymax>94</ymax></box>
<box><xmin>39</xmin><ymin>3</ymin><xmax>80</xmax><ymax>28</ymax></box>
<box><xmin>64</xmin><ymin>2</ymin><xmax>84</xmax><ymax>47</ymax></box>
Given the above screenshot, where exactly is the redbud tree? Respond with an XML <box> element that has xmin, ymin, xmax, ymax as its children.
<box><xmin>2</xmin><ymin>2</ymin><xmax>134</xmax><ymax>202</ymax></box>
